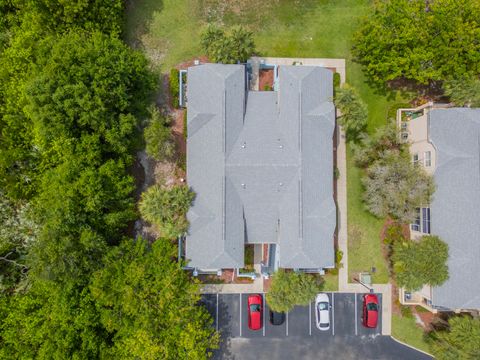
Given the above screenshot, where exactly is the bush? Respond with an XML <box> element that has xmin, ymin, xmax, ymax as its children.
<box><xmin>444</xmin><ymin>77</ymin><xmax>480</xmax><ymax>107</ymax></box>
<box><xmin>183</xmin><ymin>109</ymin><xmax>188</xmax><ymax>140</ymax></box>
<box><xmin>144</xmin><ymin>106</ymin><xmax>175</xmax><ymax>161</ymax></box>
<box><xmin>201</xmin><ymin>24</ymin><xmax>255</xmax><ymax>64</ymax></box>
<box><xmin>334</xmin><ymin>84</ymin><xmax>368</xmax><ymax>143</ymax></box>
<box><xmin>139</xmin><ymin>185</ymin><xmax>195</xmax><ymax>238</ymax></box>
<box><xmin>333</xmin><ymin>72</ymin><xmax>341</xmax><ymax>89</ymax></box>
<box><xmin>266</xmin><ymin>270</ymin><xmax>323</xmax><ymax>313</ymax></box>
<box><xmin>392</xmin><ymin>235</ymin><xmax>449</xmax><ymax>291</ymax></box>
<box><xmin>169</xmin><ymin>68</ymin><xmax>180</xmax><ymax>108</ymax></box>
<box><xmin>400</xmin><ymin>305</ymin><xmax>413</xmax><ymax>318</ymax></box>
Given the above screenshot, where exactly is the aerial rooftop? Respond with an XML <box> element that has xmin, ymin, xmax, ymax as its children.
<box><xmin>428</xmin><ymin>108</ymin><xmax>480</xmax><ymax>310</ymax></box>
<box><xmin>186</xmin><ymin>64</ymin><xmax>336</xmax><ymax>270</ymax></box>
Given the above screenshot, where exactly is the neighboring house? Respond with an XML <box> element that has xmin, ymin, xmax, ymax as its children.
<box><xmin>185</xmin><ymin>63</ymin><xmax>336</xmax><ymax>275</ymax></box>
<box><xmin>398</xmin><ymin>104</ymin><xmax>480</xmax><ymax>312</ymax></box>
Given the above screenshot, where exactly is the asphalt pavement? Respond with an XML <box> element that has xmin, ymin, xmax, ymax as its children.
<box><xmin>200</xmin><ymin>292</ymin><xmax>432</xmax><ymax>360</ymax></box>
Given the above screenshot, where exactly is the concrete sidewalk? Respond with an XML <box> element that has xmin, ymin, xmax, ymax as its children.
<box><xmin>336</xmin><ymin>125</ymin><xmax>392</xmax><ymax>335</ymax></box>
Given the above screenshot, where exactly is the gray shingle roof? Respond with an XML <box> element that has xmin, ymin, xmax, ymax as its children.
<box><xmin>186</xmin><ymin>64</ymin><xmax>335</xmax><ymax>270</ymax></box>
<box><xmin>429</xmin><ymin>108</ymin><xmax>480</xmax><ymax>310</ymax></box>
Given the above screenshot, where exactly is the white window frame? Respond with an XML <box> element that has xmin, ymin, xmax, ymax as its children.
<box><xmin>411</xmin><ymin>207</ymin><xmax>431</xmax><ymax>234</ymax></box>
<box><xmin>424</xmin><ymin>151</ymin><xmax>431</xmax><ymax>167</ymax></box>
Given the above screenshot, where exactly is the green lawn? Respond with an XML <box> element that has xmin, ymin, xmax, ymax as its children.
<box><xmin>125</xmin><ymin>0</ymin><xmax>402</xmax><ymax>284</ymax></box>
<box><xmin>322</xmin><ymin>272</ymin><xmax>339</xmax><ymax>292</ymax></box>
<box><xmin>392</xmin><ymin>314</ymin><xmax>431</xmax><ymax>354</ymax></box>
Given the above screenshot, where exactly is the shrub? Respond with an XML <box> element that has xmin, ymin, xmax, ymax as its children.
<box><xmin>443</xmin><ymin>77</ymin><xmax>480</xmax><ymax>107</ymax></box>
<box><xmin>201</xmin><ymin>24</ymin><xmax>255</xmax><ymax>64</ymax></box>
<box><xmin>139</xmin><ymin>185</ymin><xmax>195</xmax><ymax>238</ymax></box>
<box><xmin>333</xmin><ymin>72</ymin><xmax>341</xmax><ymax>89</ymax></box>
<box><xmin>183</xmin><ymin>109</ymin><xmax>188</xmax><ymax>140</ymax></box>
<box><xmin>266</xmin><ymin>270</ymin><xmax>323</xmax><ymax>313</ymax></box>
<box><xmin>387</xmin><ymin>103</ymin><xmax>411</xmax><ymax>122</ymax></box>
<box><xmin>169</xmin><ymin>68</ymin><xmax>180</xmax><ymax>108</ymax></box>
<box><xmin>392</xmin><ymin>235</ymin><xmax>449</xmax><ymax>291</ymax></box>
<box><xmin>144</xmin><ymin>107</ymin><xmax>175</xmax><ymax>161</ymax></box>
<box><xmin>400</xmin><ymin>305</ymin><xmax>413</xmax><ymax>318</ymax></box>
<box><xmin>334</xmin><ymin>84</ymin><xmax>368</xmax><ymax>143</ymax></box>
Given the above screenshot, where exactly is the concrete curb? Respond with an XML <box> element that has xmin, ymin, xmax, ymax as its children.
<box><xmin>390</xmin><ymin>335</ymin><xmax>434</xmax><ymax>358</ymax></box>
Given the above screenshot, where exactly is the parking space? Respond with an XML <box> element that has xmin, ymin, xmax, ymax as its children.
<box><xmin>200</xmin><ymin>291</ymin><xmax>382</xmax><ymax>340</ymax></box>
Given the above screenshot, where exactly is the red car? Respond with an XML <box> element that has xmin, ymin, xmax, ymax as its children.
<box><xmin>362</xmin><ymin>293</ymin><xmax>379</xmax><ymax>328</ymax></box>
<box><xmin>247</xmin><ymin>294</ymin><xmax>263</xmax><ymax>330</ymax></box>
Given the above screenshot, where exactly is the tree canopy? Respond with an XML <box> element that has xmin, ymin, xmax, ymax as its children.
<box><xmin>392</xmin><ymin>235</ymin><xmax>449</xmax><ymax>291</ymax></box>
<box><xmin>353</xmin><ymin>0</ymin><xmax>480</xmax><ymax>86</ymax></box>
<box><xmin>201</xmin><ymin>25</ymin><xmax>255</xmax><ymax>63</ymax></box>
<box><xmin>362</xmin><ymin>151</ymin><xmax>435</xmax><ymax>223</ymax></box>
<box><xmin>139</xmin><ymin>184</ymin><xmax>195</xmax><ymax>238</ymax></box>
<box><xmin>144</xmin><ymin>106</ymin><xmax>176</xmax><ymax>161</ymax></box>
<box><xmin>266</xmin><ymin>269</ymin><xmax>322</xmax><ymax>313</ymax></box>
<box><xmin>90</xmin><ymin>238</ymin><xmax>219</xmax><ymax>360</ymax></box>
<box><xmin>428</xmin><ymin>316</ymin><xmax>480</xmax><ymax>360</ymax></box>
<box><xmin>443</xmin><ymin>77</ymin><xmax>480</xmax><ymax>108</ymax></box>
<box><xmin>334</xmin><ymin>84</ymin><xmax>368</xmax><ymax>142</ymax></box>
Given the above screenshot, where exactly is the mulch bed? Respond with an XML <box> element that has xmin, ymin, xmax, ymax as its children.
<box><xmin>259</xmin><ymin>68</ymin><xmax>274</xmax><ymax>90</ymax></box>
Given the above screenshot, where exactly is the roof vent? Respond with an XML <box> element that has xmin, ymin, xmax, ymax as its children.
<box><xmin>241</xmin><ymin>183</ymin><xmax>246</xmax><ymax>189</ymax></box>
<box><xmin>241</xmin><ymin>142</ymin><xmax>246</xmax><ymax>149</ymax></box>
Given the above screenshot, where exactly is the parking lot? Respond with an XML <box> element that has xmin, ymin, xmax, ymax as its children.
<box><xmin>200</xmin><ymin>292</ymin><xmax>382</xmax><ymax>339</ymax></box>
<box><xmin>200</xmin><ymin>292</ymin><xmax>432</xmax><ymax>360</ymax></box>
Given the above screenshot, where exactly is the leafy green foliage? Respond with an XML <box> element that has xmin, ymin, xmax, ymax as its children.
<box><xmin>444</xmin><ymin>77</ymin><xmax>480</xmax><ymax>107</ymax></box>
<box><xmin>353</xmin><ymin>124</ymin><xmax>404</xmax><ymax>168</ymax></box>
<box><xmin>139</xmin><ymin>185</ymin><xmax>194</xmax><ymax>238</ymax></box>
<box><xmin>334</xmin><ymin>84</ymin><xmax>368</xmax><ymax>142</ymax></box>
<box><xmin>428</xmin><ymin>316</ymin><xmax>480</xmax><ymax>360</ymax></box>
<box><xmin>20</xmin><ymin>0</ymin><xmax>124</xmax><ymax>36</ymax></box>
<box><xmin>90</xmin><ymin>238</ymin><xmax>219</xmax><ymax>360</ymax></box>
<box><xmin>353</xmin><ymin>0</ymin><xmax>480</xmax><ymax>85</ymax></box>
<box><xmin>144</xmin><ymin>107</ymin><xmax>176</xmax><ymax>161</ymax></box>
<box><xmin>392</xmin><ymin>235</ymin><xmax>449</xmax><ymax>291</ymax></box>
<box><xmin>169</xmin><ymin>68</ymin><xmax>180</xmax><ymax>108</ymax></box>
<box><xmin>266</xmin><ymin>269</ymin><xmax>323</xmax><ymax>313</ymax></box>
<box><xmin>201</xmin><ymin>24</ymin><xmax>255</xmax><ymax>63</ymax></box>
<box><xmin>0</xmin><ymin>281</ymin><xmax>107</xmax><ymax>359</ymax></box>
<box><xmin>362</xmin><ymin>151</ymin><xmax>435</xmax><ymax>223</ymax></box>
<box><xmin>25</xmin><ymin>31</ymin><xmax>154</xmax><ymax>163</ymax></box>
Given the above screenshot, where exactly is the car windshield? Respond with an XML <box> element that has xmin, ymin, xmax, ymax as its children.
<box><xmin>320</xmin><ymin>322</ymin><xmax>329</xmax><ymax>328</ymax></box>
<box><xmin>250</xmin><ymin>304</ymin><xmax>261</xmax><ymax>312</ymax></box>
<box><xmin>367</xmin><ymin>303</ymin><xmax>378</xmax><ymax>311</ymax></box>
<box><xmin>318</xmin><ymin>302</ymin><xmax>329</xmax><ymax>311</ymax></box>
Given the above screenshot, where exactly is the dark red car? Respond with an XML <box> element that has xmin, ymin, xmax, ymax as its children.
<box><xmin>247</xmin><ymin>294</ymin><xmax>263</xmax><ymax>330</ymax></box>
<box><xmin>362</xmin><ymin>293</ymin><xmax>379</xmax><ymax>328</ymax></box>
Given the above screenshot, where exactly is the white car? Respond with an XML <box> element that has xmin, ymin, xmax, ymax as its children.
<box><xmin>315</xmin><ymin>293</ymin><xmax>331</xmax><ymax>331</ymax></box>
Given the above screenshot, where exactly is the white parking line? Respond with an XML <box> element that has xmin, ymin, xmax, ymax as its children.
<box><xmin>286</xmin><ymin>311</ymin><xmax>289</xmax><ymax>336</ymax></box>
<box><xmin>263</xmin><ymin>295</ymin><xmax>266</xmax><ymax>337</ymax></box>
<box><xmin>216</xmin><ymin>293</ymin><xmax>219</xmax><ymax>331</ymax></box>
<box><xmin>332</xmin><ymin>292</ymin><xmax>335</xmax><ymax>336</ymax></box>
<box><xmin>354</xmin><ymin>293</ymin><xmax>358</xmax><ymax>336</ymax></box>
<box><xmin>239</xmin><ymin>294</ymin><xmax>242</xmax><ymax>337</ymax></box>
<box><xmin>309</xmin><ymin>302</ymin><xmax>312</xmax><ymax>336</ymax></box>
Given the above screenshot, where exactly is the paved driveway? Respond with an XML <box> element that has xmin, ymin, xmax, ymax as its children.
<box><xmin>200</xmin><ymin>293</ymin><xmax>432</xmax><ymax>360</ymax></box>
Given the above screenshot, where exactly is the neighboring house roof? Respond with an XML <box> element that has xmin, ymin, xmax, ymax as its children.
<box><xmin>186</xmin><ymin>64</ymin><xmax>336</xmax><ymax>269</ymax></box>
<box><xmin>428</xmin><ymin>108</ymin><xmax>480</xmax><ymax>310</ymax></box>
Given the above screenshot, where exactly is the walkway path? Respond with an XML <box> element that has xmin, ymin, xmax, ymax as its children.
<box><xmin>336</xmin><ymin>125</ymin><xmax>392</xmax><ymax>336</ymax></box>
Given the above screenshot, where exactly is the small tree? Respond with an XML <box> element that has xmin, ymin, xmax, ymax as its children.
<box><xmin>392</xmin><ymin>235</ymin><xmax>449</xmax><ymax>291</ymax></box>
<box><xmin>428</xmin><ymin>316</ymin><xmax>480</xmax><ymax>360</ymax></box>
<box><xmin>139</xmin><ymin>185</ymin><xmax>194</xmax><ymax>238</ymax></box>
<box><xmin>334</xmin><ymin>84</ymin><xmax>368</xmax><ymax>142</ymax></box>
<box><xmin>443</xmin><ymin>77</ymin><xmax>480</xmax><ymax>108</ymax></box>
<box><xmin>144</xmin><ymin>107</ymin><xmax>175</xmax><ymax>161</ymax></box>
<box><xmin>266</xmin><ymin>269</ymin><xmax>322</xmax><ymax>313</ymax></box>
<box><xmin>169</xmin><ymin>68</ymin><xmax>180</xmax><ymax>108</ymax></box>
<box><xmin>362</xmin><ymin>152</ymin><xmax>435</xmax><ymax>223</ymax></box>
<box><xmin>201</xmin><ymin>25</ymin><xmax>255</xmax><ymax>64</ymax></box>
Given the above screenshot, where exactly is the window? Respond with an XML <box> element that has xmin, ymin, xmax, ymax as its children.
<box><xmin>367</xmin><ymin>303</ymin><xmax>378</xmax><ymax>311</ymax></box>
<box><xmin>422</xmin><ymin>207</ymin><xmax>431</xmax><ymax>234</ymax></box>
<box><xmin>250</xmin><ymin>304</ymin><xmax>261</xmax><ymax>312</ymax></box>
<box><xmin>424</xmin><ymin>151</ymin><xmax>432</xmax><ymax>167</ymax></box>
<box><xmin>412</xmin><ymin>153</ymin><xmax>419</xmax><ymax>164</ymax></box>
<box><xmin>411</xmin><ymin>207</ymin><xmax>430</xmax><ymax>233</ymax></box>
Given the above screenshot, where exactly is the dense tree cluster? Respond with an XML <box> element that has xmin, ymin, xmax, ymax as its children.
<box><xmin>428</xmin><ymin>316</ymin><xmax>480</xmax><ymax>360</ymax></box>
<box><xmin>201</xmin><ymin>24</ymin><xmax>256</xmax><ymax>63</ymax></box>
<box><xmin>0</xmin><ymin>2</ymin><xmax>217</xmax><ymax>358</ymax></box>
<box><xmin>353</xmin><ymin>0</ymin><xmax>480</xmax><ymax>87</ymax></box>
